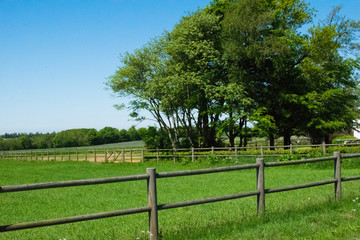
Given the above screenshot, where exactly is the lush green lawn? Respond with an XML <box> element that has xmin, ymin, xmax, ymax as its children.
<box><xmin>0</xmin><ymin>158</ymin><xmax>359</xmax><ymax>239</ymax></box>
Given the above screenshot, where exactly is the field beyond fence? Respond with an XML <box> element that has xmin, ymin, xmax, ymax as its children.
<box><xmin>2</xmin><ymin>142</ymin><xmax>360</xmax><ymax>163</ymax></box>
<box><xmin>1</xmin><ymin>152</ymin><xmax>359</xmax><ymax>239</ymax></box>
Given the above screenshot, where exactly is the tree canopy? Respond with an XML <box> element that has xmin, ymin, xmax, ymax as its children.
<box><xmin>107</xmin><ymin>0</ymin><xmax>360</xmax><ymax>148</ymax></box>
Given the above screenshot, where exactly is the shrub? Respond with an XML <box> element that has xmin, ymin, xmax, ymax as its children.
<box><xmin>331</xmin><ymin>135</ymin><xmax>357</xmax><ymax>144</ymax></box>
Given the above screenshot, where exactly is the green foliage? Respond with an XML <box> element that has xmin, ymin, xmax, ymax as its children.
<box><xmin>0</xmin><ymin>127</ymin><xmax>149</xmax><ymax>151</ymax></box>
<box><xmin>86</xmin><ymin>129</ymin><xmax>98</xmax><ymax>145</ymax></box>
<box><xmin>205</xmin><ymin>154</ymin><xmax>220</xmax><ymax>165</ymax></box>
<box><xmin>106</xmin><ymin>0</ymin><xmax>360</xmax><ymax>148</ymax></box>
<box><xmin>53</xmin><ymin>129</ymin><xmax>95</xmax><ymax>148</ymax></box>
<box><xmin>0</xmin><ymin>133</ymin><xmax>56</xmax><ymax>150</ymax></box>
<box><xmin>327</xmin><ymin>145</ymin><xmax>360</xmax><ymax>153</ymax></box>
<box><xmin>127</xmin><ymin>126</ymin><xmax>141</xmax><ymax>141</ymax></box>
<box><xmin>331</xmin><ymin>135</ymin><xmax>357</xmax><ymax>144</ymax></box>
<box><xmin>97</xmin><ymin>127</ymin><xmax>122</xmax><ymax>144</ymax></box>
<box><xmin>277</xmin><ymin>151</ymin><xmax>324</xmax><ymax>161</ymax></box>
<box><xmin>139</xmin><ymin>126</ymin><xmax>172</xmax><ymax>149</ymax></box>
<box><xmin>18</xmin><ymin>134</ymin><xmax>33</xmax><ymax>149</ymax></box>
<box><xmin>179</xmin><ymin>156</ymin><xmax>192</xmax><ymax>165</ymax></box>
<box><xmin>118</xmin><ymin>129</ymin><xmax>130</xmax><ymax>142</ymax></box>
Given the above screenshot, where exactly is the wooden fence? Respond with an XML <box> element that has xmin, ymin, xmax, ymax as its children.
<box><xmin>1</xmin><ymin>142</ymin><xmax>360</xmax><ymax>163</ymax></box>
<box><xmin>0</xmin><ymin>148</ymin><xmax>145</xmax><ymax>163</ymax></box>
<box><xmin>1</xmin><ymin>152</ymin><xmax>359</xmax><ymax>239</ymax></box>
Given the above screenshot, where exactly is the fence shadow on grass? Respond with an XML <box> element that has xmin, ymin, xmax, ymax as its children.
<box><xmin>159</xmin><ymin>193</ymin><xmax>358</xmax><ymax>239</ymax></box>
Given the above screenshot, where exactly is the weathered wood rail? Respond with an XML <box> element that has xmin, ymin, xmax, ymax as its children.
<box><xmin>0</xmin><ymin>148</ymin><xmax>145</xmax><ymax>163</ymax></box>
<box><xmin>1</xmin><ymin>152</ymin><xmax>359</xmax><ymax>239</ymax></box>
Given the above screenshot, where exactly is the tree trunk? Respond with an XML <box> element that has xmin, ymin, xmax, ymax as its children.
<box><xmin>238</xmin><ymin>116</ymin><xmax>246</xmax><ymax>149</ymax></box>
<box><xmin>269</xmin><ymin>134</ymin><xmax>275</xmax><ymax>151</ymax></box>
<box><xmin>243</xmin><ymin>117</ymin><xmax>248</xmax><ymax>150</ymax></box>
<box><xmin>324</xmin><ymin>134</ymin><xmax>330</xmax><ymax>144</ymax></box>
<box><xmin>226</xmin><ymin>111</ymin><xmax>236</xmax><ymax>147</ymax></box>
<box><xmin>243</xmin><ymin>135</ymin><xmax>248</xmax><ymax>150</ymax></box>
<box><xmin>283</xmin><ymin>131</ymin><xmax>291</xmax><ymax>149</ymax></box>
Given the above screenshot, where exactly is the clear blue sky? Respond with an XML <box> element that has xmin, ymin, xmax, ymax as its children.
<box><xmin>1</xmin><ymin>0</ymin><xmax>359</xmax><ymax>134</ymax></box>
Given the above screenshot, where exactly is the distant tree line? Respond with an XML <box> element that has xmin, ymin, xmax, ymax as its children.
<box><xmin>0</xmin><ymin>126</ymin><xmax>168</xmax><ymax>151</ymax></box>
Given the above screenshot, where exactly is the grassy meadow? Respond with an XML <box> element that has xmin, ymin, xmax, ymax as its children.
<box><xmin>0</xmin><ymin>157</ymin><xmax>359</xmax><ymax>239</ymax></box>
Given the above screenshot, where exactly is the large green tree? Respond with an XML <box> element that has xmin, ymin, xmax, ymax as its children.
<box><xmin>108</xmin><ymin>0</ymin><xmax>359</xmax><ymax>148</ymax></box>
<box><xmin>299</xmin><ymin>6</ymin><xmax>360</xmax><ymax>143</ymax></box>
<box><xmin>107</xmin><ymin>10</ymin><xmax>230</xmax><ymax>148</ymax></box>
<box><xmin>222</xmin><ymin>0</ymin><xmax>316</xmax><ymax>147</ymax></box>
<box><xmin>222</xmin><ymin>0</ymin><xmax>359</xmax><ymax>145</ymax></box>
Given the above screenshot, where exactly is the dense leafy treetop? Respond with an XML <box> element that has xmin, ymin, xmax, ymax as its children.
<box><xmin>107</xmin><ymin>0</ymin><xmax>359</xmax><ymax>147</ymax></box>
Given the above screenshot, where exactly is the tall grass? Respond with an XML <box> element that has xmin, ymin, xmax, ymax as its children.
<box><xmin>0</xmin><ymin>158</ymin><xmax>359</xmax><ymax>239</ymax></box>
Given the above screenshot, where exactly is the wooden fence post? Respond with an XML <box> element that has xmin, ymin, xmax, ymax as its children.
<box><xmin>256</xmin><ymin>158</ymin><xmax>265</xmax><ymax>215</ymax></box>
<box><xmin>156</xmin><ymin>148</ymin><xmax>159</xmax><ymax>162</ymax></box>
<box><xmin>290</xmin><ymin>144</ymin><xmax>293</xmax><ymax>155</ymax></box>
<box><xmin>235</xmin><ymin>146</ymin><xmax>238</xmax><ymax>157</ymax></box>
<box><xmin>105</xmin><ymin>149</ymin><xmax>108</xmax><ymax>162</ymax></box>
<box><xmin>211</xmin><ymin>146</ymin><xmax>214</xmax><ymax>154</ymax></box>
<box><xmin>94</xmin><ymin>149</ymin><xmax>97</xmax><ymax>162</ymax></box>
<box><xmin>334</xmin><ymin>152</ymin><xmax>342</xmax><ymax>200</ymax></box>
<box><xmin>173</xmin><ymin>148</ymin><xmax>176</xmax><ymax>163</ymax></box>
<box><xmin>130</xmin><ymin>149</ymin><xmax>133</xmax><ymax>163</ymax></box>
<box><xmin>191</xmin><ymin>147</ymin><xmax>195</xmax><ymax>162</ymax></box>
<box><xmin>146</xmin><ymin>168</ymin><xmax>159</xmax><ymax>240</ymax></box>
<box><xmin>260</xmin><ymin>146</ymin><xmax>264</xmax><ymax>157</ymax></box>
<box><xmin>85</xmin><ymin>150</ymin><xmax>87</xmax><ymax>162</ymax></box>
<box><xmin>322</xmin><ymin>142</ymin><xmax>326</xmax><ymax>154</ymax></box>
<box><xmin>122</xmin><ymin>149</ymin><xmax>125</xmax><ymax>162</ymax></box>
<box><xmin>54</xmin><ymin>149</ymin><xmax>56</xmax><ymax>161</ymax></box>
<box><xmin>142</xmin><ymin>148</ymin><xmax>145</xmax><ymax>163</ymax></box>
<box><xmin>76</xmin><ymin>148</ymin><xmax>79</xmax><ymax>161</ymax></box>
<box><xmin>47</xmin><ymin>151</ymin><xmax>50</xmax><ymax>161</ymax></box>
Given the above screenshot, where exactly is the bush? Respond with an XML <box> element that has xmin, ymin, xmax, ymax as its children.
<box><xmin>327</xmin><ymin>146</ymin><xmax>360</xmax><ymax>153</ymax></box>
<box><xmin>331</xmin><ymin>135</ymin><xmax>357</xmax><ymax>144</ymax></box>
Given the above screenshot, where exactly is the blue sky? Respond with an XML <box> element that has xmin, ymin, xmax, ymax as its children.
<box><xmin>1</xmin><ymin>0</ymin><xmax>359</xmax><ymax>134</ymax></box>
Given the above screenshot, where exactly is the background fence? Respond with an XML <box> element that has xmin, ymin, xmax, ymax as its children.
<box><xmin>1</xmin><ymin>152</ymin><xmax>359</xmax><ymax>239</ymax></box>
<box><xmin>2</xmin><ymin>142</ymin><xmax>360</xmax><ymax>163</ymax></box>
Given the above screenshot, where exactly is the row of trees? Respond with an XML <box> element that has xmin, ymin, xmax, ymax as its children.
<box><xmin>0</xmin><ymin>126</ymin><xmax>144</xmax><ymax>151</ymax></box>
<box><xmin>107</xmin><ymin>0</ymin><xmax>360</xmax><ymax>149</ymax></box>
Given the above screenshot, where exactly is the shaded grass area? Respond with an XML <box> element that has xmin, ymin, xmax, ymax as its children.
<box><xmin>0</xmin><ymin>158</ymin><xmax>359</xmax><ymax>239</ymax></box>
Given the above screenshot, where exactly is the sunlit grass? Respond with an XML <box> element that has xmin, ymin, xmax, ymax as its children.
<box><xmin>0</xmin><ymin>158</ymin><xmax>359</xmax><ymax>239</ymax></box>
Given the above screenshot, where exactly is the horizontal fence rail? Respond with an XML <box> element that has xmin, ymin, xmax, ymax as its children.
<box><xmin>2</xmin><ymin>142</ymin><xmax>360</xmax><ymax>164</ymax></box>
<box><xmin>265</xmin><ymin>179</ymin><xmax>337</xmax><ymax>194</ymax></box>
<box><xmin>0</xmin><ymin>152</ymin><xmax>359</xmax><ymax>239</ymax></box>
<box><xmin>156</xmin><ymin>163</ymin><xmax>259</xmax><ymax>178</ymax></box>
<box><xmin>158</xmin><ymin>191</ymin><xmax>260</xmax><ymax>210</ymax></box>
<box><xmin>0</xmin><ymin>174</ymin><xmax>149</xmax><ymax>193</ymax></box>
<box><xmin>0</xmin><ymin>207</ymin><xmax>151</xmax><ymax>232</ymax></box>
<box><xmin>264</xmin><ymin>156</ymin><xmax>336</xmax><ymax>167</ymax></box>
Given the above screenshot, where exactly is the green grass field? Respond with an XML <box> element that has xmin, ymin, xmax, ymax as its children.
<box><xmin>0</xmin><ymin>158</ymin><xmax>359</xmax><ymax>239</ymax></box>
